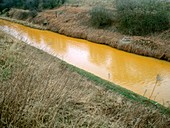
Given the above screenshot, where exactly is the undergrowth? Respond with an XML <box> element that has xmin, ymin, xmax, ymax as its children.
<box><xmin>90</xmin><ymin>6</ymin><xmax>113</xmax><ymax>28</ymax></box>
<box><xmin>0</xmin><ymin>0</ymin><xmax>66</xmax><ymax>12</ymax></box>
<box><xmin>116</xmin><ymin>0</ymin><xmax>170</xmax><ymax>35</ymax></box>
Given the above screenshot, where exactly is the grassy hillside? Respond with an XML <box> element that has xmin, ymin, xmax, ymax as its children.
<box><xmin>1</xmin><ymin>31</ymin><xmax>170</xmax><ymax>127</ymax></box>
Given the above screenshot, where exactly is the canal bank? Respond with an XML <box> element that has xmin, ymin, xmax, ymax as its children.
<box><xmin>1</xmin><ymin>19</ymin><xmax>170</xmax><ymax>107</ymax></box>
<box><xmin>0</xmin><ymin>30</ymin><xmax>170</xmax><ymax>127</ymax></box>
<box><xmin>1</xmin><ymin>5</ymin><xmax>170</xmax><ymax>62</ymax></box>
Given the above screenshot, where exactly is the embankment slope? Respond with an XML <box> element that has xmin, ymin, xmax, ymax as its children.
<box><xmin>3</xmin><ymin>5</ymin><xmax>170</xmax><ymax>62</ymax></box>
<box><xmin>0</xmin><ymin>31</ymin><xmax>170</xmax><ymax>127</ymax></box>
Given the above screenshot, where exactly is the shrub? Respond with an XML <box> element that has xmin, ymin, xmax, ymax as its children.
<box><xmin>0</xmin><ymin>0</ymin><xmax>14</xmax><ymax>11</ymax></box>
<box><xmin>40</xmin><ymin>0</ymin><xmax>66</xmax><ymax>9</ymax></box>
<box><xmin>116</xmin><ymin>0</ymin><xmax>170</xmax><ymax>35</ymax></box>
<box><xmin>0</xmin><ymin>0</ymin><xmax>66</xmax><ymax>12</ymax></box>
<box><xmin>30</xmin><ymin>10</ymin><xmax>38</xmax><ymax>18</ymax></box>
<box><xmin>16</xmin><ymin>11</ymin><xmax>30</xmax><ymax>20</ymax></box>
<box><xmin>24</xmin><ymin>0</ymin><xmax>39</xmax><ymax>10</ymax></box>
<box><xmin>90</xmin><ymin>6</ymin><xmax>113</xmax><ymax>28</ymax></box>
<box><xmin>0</xmin><ymin>0</ymin><xmax>24</xmax><ymax>11</ymax></box>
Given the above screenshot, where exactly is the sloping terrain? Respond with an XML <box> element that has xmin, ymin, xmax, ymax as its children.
<box><xmin>0</xmin><ymin>31</ymin><xmax>170</xmax><ymax>127</ymax></box>
<box><xmin>5</xmin><ymin>1</ymin><xmax>170</xmax><ymax>61</ymax></box>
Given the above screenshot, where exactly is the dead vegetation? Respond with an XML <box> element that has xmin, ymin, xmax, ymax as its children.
<box><xmin>7</xmin><ymin>9</ymin><xmax>37</xmax><ymax>20</ymax></box>
<box><xmin>4</xmin><ymin>0</ymin><xmax>170</xmax><ymax>61</ymax></box>
<box><xmin>0</xmin><ymin>31</ymin><xmax>170</xmax><ymax>127</ymax></box>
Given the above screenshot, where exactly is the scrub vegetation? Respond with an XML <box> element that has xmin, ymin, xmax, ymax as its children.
<box><xmin>1</xmin><ymin>0</ymin><xmax>169</xmax><ymax>35</ymax></box>
<box><xmin>0</xmin><ymin>0</ymin><xmax>66</xmax><ymax>11</ymax></box>
<box><xmin>0</xmin><ymin>0</ymin><xmax>170</xmax><ymax>62</ymax></box>
<box><xmin>90</xmin><ymin>6</ymin><xmax>114</xmax><ymax>28</ymax></box>
<box><xmin>116</xmin><ymin>0</ymin><xmax>170</xmax><ymax>35</ymax></box>
<box><xmin>1</xmin><ymin>31</ymin><xmax>170</xmax><ymax>128</ymax></box>
<box><xmin>89</xmin><ymin>0</ymin><xmax>170</xmax><ymax>35</ymax></box>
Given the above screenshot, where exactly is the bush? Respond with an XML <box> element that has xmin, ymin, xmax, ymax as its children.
<box><xmin>90</xmin><ymin>6</ymin><xmax>113</xmax><ymax>28</ymax></box>
<box><xmin>0</xmin><ymin>0</ymin><xmax>14</xmax><ymax>11</ymax></box>
<box><xmin>0</xmin><ymin>0</ymin><xmax>24</xmax><ymax>11</ymax></box>
<box><xmin>39</xmin><ymin>0</ymin><xmax>66</xmax><ymax>9</ymax></box>
<box><xmin>0</xmin><ymin>0</ymin><xmax>66</xmax><ymax>12</ymax></box>
<box><xmin>30</xmin><ymin>10</ymin><xmax>38</xmax><ymax>18</ymax></box>
<box><xmin>116</xmin><ymin>0</ymin><xmax>170</xmax><ymax>35</ymax></box>
<box><xmin>24</xmin><ymin>0</ymin><xmax>39</xmax><ymax>10</ymax></box>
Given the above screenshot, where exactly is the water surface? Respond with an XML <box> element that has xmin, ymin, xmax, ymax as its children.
<box><xmin>0</xmin><ymin>19</ymin><xmax>170</xmax><ymax>106</ymax></box>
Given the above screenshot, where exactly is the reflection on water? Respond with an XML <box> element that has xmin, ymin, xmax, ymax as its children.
<box><xmin>0</xmin><ymin>19</ymin><xmax>170</xmax><ymax>106</ymax></box>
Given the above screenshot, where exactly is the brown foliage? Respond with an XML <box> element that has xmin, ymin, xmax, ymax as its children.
<box><xmin>0</xmin><ymin>31</ymin><xmax>170</xmax><ymax>128</ymax></box>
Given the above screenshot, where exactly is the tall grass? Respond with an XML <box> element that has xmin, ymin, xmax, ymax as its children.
<box><xmin>116</xmin><ymin>0</ymin><xmax>170</xmax><ymax>35</ymax></box>
<box><xmin>0</xmin><ymin>31</ymin><xmax>170</xmax><ymax>127</ymax></box>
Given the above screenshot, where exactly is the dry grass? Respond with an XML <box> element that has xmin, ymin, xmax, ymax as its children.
<box><xmin>0</xmin><ymin>31</ymin><xmax>170</xmax><ymax>127</ymax></box>
<box><xmin>11</xmin><ymin>7</ymin><xmax>169</xmax><ymax>61</ymax></box>
<box><xmin>41</xmin><ymin>6</ymin><xmax>169</xmax><ymax>61</ymax></box>
<box><xmin>5</xmin><ymin>2</ymin><xmax>170</xmax><ymax>61</ymax></box>
<box><xmin>0</xmin><ymin>16</ymin><xmax>46</xmax><ymax>30</ymax></box>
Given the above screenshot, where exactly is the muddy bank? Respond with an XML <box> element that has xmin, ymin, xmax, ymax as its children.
<box><xmin>3</xmin><ymin>7</ymin><xmax>170</xmax><ymax>61</ymax></box>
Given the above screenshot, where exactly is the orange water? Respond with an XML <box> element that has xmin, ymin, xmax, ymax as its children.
<box><xmin>1</xmin><ymin>19</ymin><xmax>170</xmax><ymax>106</ymax></box>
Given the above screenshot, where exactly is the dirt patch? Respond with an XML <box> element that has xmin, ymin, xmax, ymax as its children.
<box><xmin>7</xmin><ymin>7</ymin><xmax>170</xmax><ymax>61</ymax></box>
